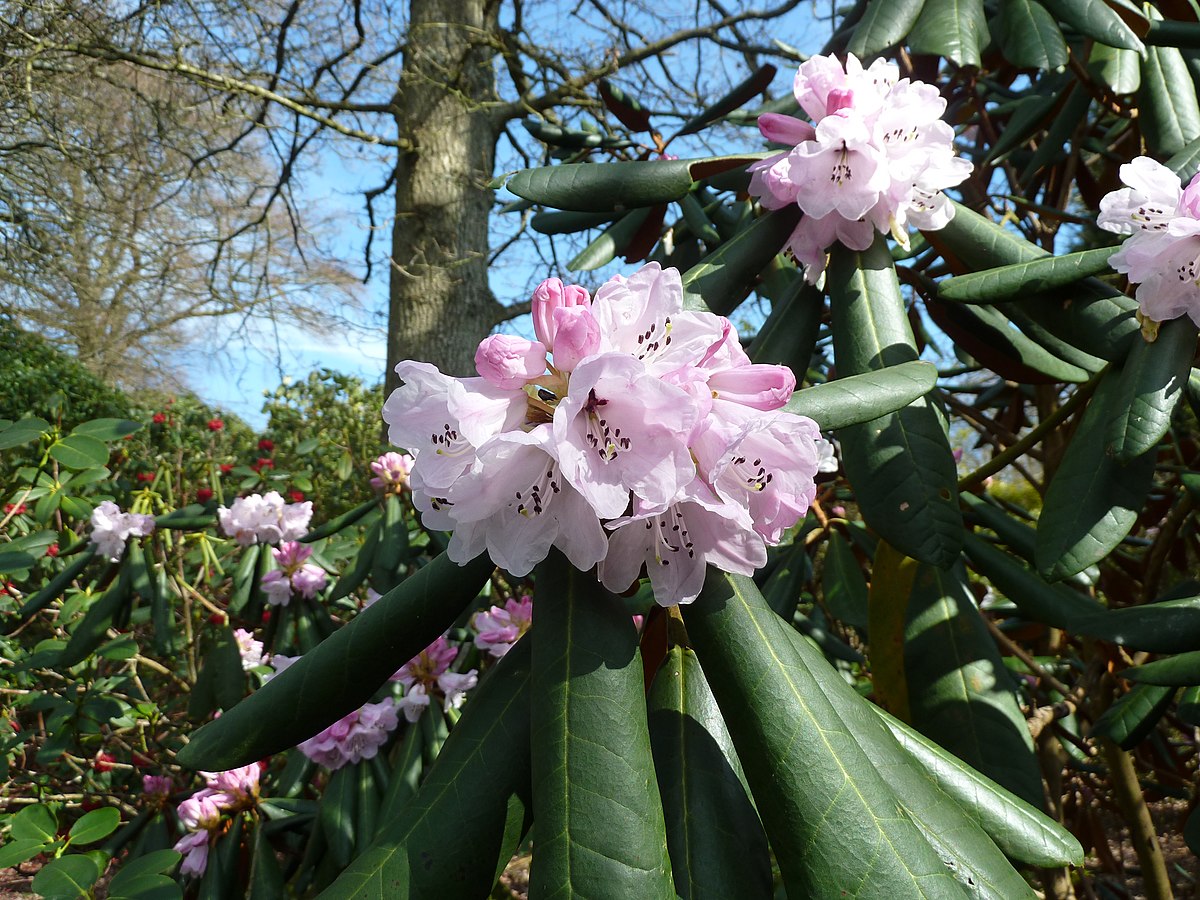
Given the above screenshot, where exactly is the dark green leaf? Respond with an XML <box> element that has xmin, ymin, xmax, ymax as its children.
<box><xmin>248</xmin><ymin>817</ymin><xmax>286</xmax><ymax>900</ymax></box>
<box><xmin>70</xmin><ymin>419</ymin><xmax>143</xmax><ymax>441</ymax></box>
<box><xmin>985</xmin><ymin>89</ymin><xmax>1064</xmax><ymax>165</ymax></box>
<box><xmin>1003</xmin><ymin>304</ymin><xmax>1108</xmax><ymax>374</ymax></box>
<box><xmin>58</xmin><ymin>576</ymin><xmax>133</xmax><ymax>669</ymax></box>
<box><xmin>107</xmin><ymin>872</ymin><xmax>179</xmax><ymax>900</ymax></box>
<box><xmin>821</xmin><ymin>531</ymin><xmax>869</xmax><ymax>629</ymax></box>
<box><xmin>31</xmin><ymin>855</ymin><xmax>102</xmax><ymax>899</ymax></box>
<box><xmin>321</xmin><ymin>638</ymin><xmax>532</xmax><ymax>899</ymax></box>
<box><xmin>1035</xmin><ymin>371</ymin><xmax>1157</xmax><ymax>581</ymax></box>
<box><xmin>68</xmin><ymin>808</ymin><xmax>120</xmax><ymax>845</ymax></box>
<box><xmin>0</xmin><ymin>550</ymin><xmax>37</xmax><ymax>573</ymax></box>
<box><xmin>909</xmin><ymin>0</ymin><xmax>988</xmax><ymax>67</ymax></box>
<box><xmin>963</xmin><ymin>533</ymin><xmax>1104</xmax><ymax>629</ymax></box>
<box><xmin>827</xmin><ymin>238</ymin><xmax>962</xmax><ymax>567</ymax></box>
<box><xmin>1075</xmin><ymin>596</ymin><xmax>1200</xmax><ymax>653</ymax></box>
<box><xmin>0</xmin><ymin>838</ymin><xmax>48</xmax><ymax>868</ymax></box>
<box><xmin>875</xmin><ymin>708</ymin><xmax>1083</xmax><ymax>866</ymax></box>
<box><xmin>1038</xmin><ymin>0</ymin><xmax>1144</xmax><ymax>51</ymax></box>
<box><xmin>680</xmin><ymin>207</ymin><xmax>801</xmax><ymax>316</ymax></box>
<box><xmin>300</xmin><ymin>499</ymin><xmax>379</xmax><ymax>543</ymax></box>
<box><xmin>599</xmin><ymin>80</ymin><xmax>652</xmax><ymax>131</ymax></box>
<box><xmin>189</xmin><ymin>626</ymin><xmax>247</xmax><ymax>718</ymax></box>
<box><xmin>48</xmin><ymin>434</ymin><xmax>109</xmax><ymax>470</ymax></box>
<box><xmin>1086</xmin><ymin>43</ymin><xmax>1140</xmax><ymax>94</ymax></box>
<box><xmin>1139</xmin><ymin>21</ymin><xmax>1200</xmax><ymax>158</ymax></box>
<box><xmin>177</xmin><ymin>552</ymin><xmax>494</xmax><ymax>771</ymax></box>
<box><xmin>567</xmin><ymin>208</ymin><xmax>652</xmax><ymax>271</ymax></box>
<box><xmin>531</xmin><ymin>209</ymin><xmax>618</xmax><ymax>235</ymax></box>
<box><xmin>997</xmin><ymin>0</ymin><xmax>1068</xmax><ymax>70</ymax></box>
<box><xmin>504</xmin><ymin>155</ymin><xmax>766</xmax><ymax>213</ymax></box>
<box><xmin>521</xmin><ymin>119</ymin><xmax>631</xmax><ymax>150</ymax></box>
<box><xmin>320</xmin><ymin>766</ymin><xmax>359</xmax><ymax>869</ymax></box>
<box><xmin>371</xmin><ymin>494</ymin><xmax>408</xmax><ymax>594</ymax></box>
<box><xmin>11</xmin><ymin>803</ymin><xmax>57</xmax><ymax>842</ymax></box>
<box><xmin>904</xmin><ymin>561</ymin><xmax>1044</xmax><ymax>807</ymax></box>
<box><xmin>328</xmin><ymin>518</ymin><xmax>379</xmax><ymax>602</ymax></box>
<box><xmin>760</xmin><ymin>537</ymin><xmax>811</xmax><ymax>621</ymax></box>
<box><xmin>648</xmin><ymin>645</ymin><xmax>771</xmax><ymax>900</ymax></box>
<box><xmin>685</xmin><ymin>570</ymin><xmax>964</xmax><ymax>898</ymax></box>
<box><xmin>0</xmin><ymin>417</ymin><xmax>50</xmax><ymax>450</ymax></box>
<box><xmin>784</xmin><ymin>361</ymin><xmax>939</xmax><ymax>430</ymax></box>
<box><xmin>1105</xmin><ymin>319</ymin><xmax>1197</xmax><ymax>462</ymax></box>
<box><xmin>676</xmin><ymin>64</ymin><xmax>777</xmax><ymax>136</ymax></box>
<box><xmin>848</xmin><ymin>0</ymin><xmax>927</xmax><ymax>57</ymax></box>
<box><xmin>1179</xmin><ymin>685</ymin><xmax>1200</xmax><ymax>726</ymax></box>
<box><xmin>1091</xmin><ymin>684</ymin><xmax>1176</xmax><ymax>749</ymax></box>
<box><xmin>937</xmin><ymin>248</ymin><xmax>1115</xmax><ymax>304</ymax></box>
<box><xmin>678</xmin><ymin>192</ymin><xmax>720</xmax><ymax>245</ymax></box>
<box><xmin>527</xmin><ymin>551</ymin><xmax>674</xmax><ymax>898</ymax></box>
<box><xmin>748</xmin><ymin>274</ymin><xmax>823</xmax><ymax>374</ymax></box>
<box><xmin>1123</xmin><ymin>651</ymin><xmax>1200</xmax><ymax>686</ymax></box>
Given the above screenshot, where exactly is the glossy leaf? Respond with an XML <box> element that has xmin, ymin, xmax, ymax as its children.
<box><xmin>962</xmin><ymin>533</ymin><xmax>1104</xmax><ymax>629</ymax></box>
<box><xmin>320</xmin><ymin>765</ymin><xmax>359</xmax><ymax>869</ymax></box>
<box><xmin>996</xmin><ymin>0</ymin><xmax>1068</xmax><ymax>70</ymax></box>
<box><xmin>848</xmin><ymin>0</ymin><xmax>927</xmax><ymax>57</ymax></box>
<box><xmin>11</xmin><ymin>803</ymin><xmax>57</xmax><ymax>842</ymax></box>
<box><xmin>821</xmin><ymin>531</ymin><xmax>869</xmax><ymax>630</ymax></box>
<box><xmin>1123</xmin><ymin>651</ymin><xmax>1200</xmax><ymax>686</ymax></box>
<box><xmin>685</xmin><ymin>570</ymin><xmax>964</xmax><ymax>898</ymax></box>
<box><xmin>1091</xmin><ymin>684</ymin><xmax>1176</xmax><ymax>749</ymax></box>
<box><xmin>322</xmin><ymin>639</ymin><xmax>531</xmax><ymax>898</ymax></box>
<box><xmin>1038</xmin><ymin>0</ymin><xmax>1144</xmax><ymax>51</ymax></box>
<box><xmin>68</xmin><ymin>807</ymin><xmax>120</xmax><ymax>845</ymax></box>
<box><xmin>300</xmin><ymin>499</ymin><xmax>378</xmax><ymax>543</ymax></box>
<box><xmin>648</xmin><ymin>644</ymin><xmax>771</xmax><ymax>900</ymax></box>
<box><xmin>531</xmin><ymin>209</ymin><xmax>617</xmax><ymax>235</ymax></box>
<box><xmin>599</xmin><ymin>80</ymin><xmax>651</xmax><ymax>132</ymax></box>
<box><xmin>904</xmin><ymin>561</ymin><xmax>1044</xmax><ymax>807</ymax></box>
<box><xmin>1105</xmin><ymin>318</ymin><xmax>1197</xmax><ymax>462</ymax></box>
<box><xmin>0</xmin><ymin>549</ymin><xmax>36</xmax><ymax>573</ymax></box>
<box><xmin>748</xmin><ymin>275</ymin><xmax>823</xmax><ymax>373</ymax></box>
<box><xmin>177</xmin><ymin>552</ymin><xmax>495</xmax><ymax>770</ymax></box>
<box><xmin>70</xmin><ymin>418</ymin><xmax>143</xmax><ymax>441</ymax></box>
<box><xmin>48</xmin><ymin>434</ymin><xmax>109</xmax><ymax>470</ymax></box>
<box><xmin>31</xmin><ymin>855</ymin><xmax>102</xmax><ymax>900</ymax></box>
<box><xmin>679</xmin><ymin>206</ymin><xmax>800</xmax><ymax>316</ymax></box>
<box><xmin>504</xmin><ymin>155</ymin><xmax>766</xmax><ymax>213</ymax></box>
<box><xmin>827</xmin><ymin>239</ymin><xmax>962</xmax><ymax>567</ymax></box>
<box><xmin>0</xmin><ymin>417</ymin><xmax>49</xmax><ymax>450</ymax></box>
<box><xmin>527</xmin><ymin>551</ymin><xmax>674</xmax><ymax>899</ymax></box>
<box><xmin>1075</xmin><ymin>596</ymin><xmax>1200</xmax><ymax>653</ymax></box>
<box><xmin>676</xmin><ymin>64</ymin><xmax>776</xmax><ymax>137</ymax></box>
<box><xmin>1035</xmin><ymin>372</ymin><xmax>1157</xmax><ymax>581</ymax></box>
<box><xmin>567</xmin><ymin>207</ymin><xmax>652</xmax><ymax>271</ymax></box>
<box><xmin>1138</xmin><ymin>18</ymin><xmax>1200</xmax><ymax>159</ymax></box>
<box><xmin>909</xmin><ymin>0</ymin><xmax>988</xmax><ymax>67</ymax></box>
<box><xmin>0</xmin><ymin>839</ymin><xmax>47</xmax><ymax>869</ymax></box>
<box><xmin>1003</xmin><ymin>304</ymin><xmax>1108</xmax><ymax>374</ymax></box>
<box><xmin>1087</xmin><ymin>43</ymin><xmax>1140</xmax><ymax>94</ymax></box>
<box><xmin>1168</xmin><ymin>133</ymin><xmax>1200</xmax><ymax>184</ymax></box>
<box><xmin>875</xmin><ymin>708</ymin><xmax>1083</xmax><ymax>867</ymax></box>
<box><xmin>937</xmin><ymin>248</ymin><xmax>1115</xmax><ymax>304</ymax></box>
<box><xmin>783</xmin><ymin>360</ymin><xmax>938</xmax><ymax>431</ymax></box>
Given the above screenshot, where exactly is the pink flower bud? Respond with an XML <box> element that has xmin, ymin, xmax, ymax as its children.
<box><xmin>549</xmin><ymin>306</ymin><xmax>601</xmax><ymax>371</ymax></box>
<box><xmin>707</xmin><ymin>364</ymin><xmax>795</xmax><ymax>410</ymax></box>
<box><xmin>531</xmin><ymin>278</ymin><xmax>590</xmax><ymax>349</ymax></box>
<box><xmin>757</xmin><ymin>113</ymin><xmax>816</xmax><ymax>146</ymax></box>
<box><xmin>474</xmin><ymin>334</ymin><xmax>547</xmax><ymax>390</ymax></box>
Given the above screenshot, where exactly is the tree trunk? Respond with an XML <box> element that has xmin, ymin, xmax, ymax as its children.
<box><xmin>387</xmin><ymin>0</ymin><xmax>503</xmax><ymax>393</ymax></box>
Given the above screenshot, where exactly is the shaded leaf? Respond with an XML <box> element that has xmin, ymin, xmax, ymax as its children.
<box><xmin>1038</xmin><ymin>0</ymin><xmax>1143</xmax><ymax>51</ymax></box>
<box><xmin>1123</xmin><ymin>651</ymin><xmax>1200</xmax><ymax>686</ymax></box>
<box><xmin>910</xmin><ymin>0</ymin><xmax>988</xmax><ymax>67</ymax></box>
<box><xmin>1074</xmin><ymin>596</ymin><xmax>1200</xmax><ymax>653</ymax></box>
<box><xmin>1138</xmin><ymin>16</ymin><xmax>1200</xmax><ymax>159</ymax></box>
<box><xmin>1105</xmin><ymin>318</ymin><xmax>1197</xmax><ymax>462</ymax></box>
<box><xmin>568</xmin><ymin>207</ymin><xmax>652</xmax><ymax>271</ymax></box>
<box><xmin>849</xmin><ymin>0</ymin><xmax>927</xmax><ymax>57</ymax></box>
<box><xmin>10</xmin><ymin>804</ymin><xmax>57</xmax><ymax>842</ymax></box>
<box><xmin>997</xmin><ymin>0</ymin><xmax>1068</xmax><ymax>70</ymax></box>
<box><xmin>822</xmin><ymin>531</ymin><xmax>869</xmax><ymax>629</ymax></box>
<box><xmin>1091</xmin><ymin>684</ymin><xmax>1176</xmax><ymax>749</ymax></box>
<box><xmin>937</xmin><ymin>248</ymin><xmax>1115</xmax><ymax>304</ymax></box>
<box><xmin>0</xmin><ymin>417</ymin><xmax>49</xmax><ymax>450</ymax></box>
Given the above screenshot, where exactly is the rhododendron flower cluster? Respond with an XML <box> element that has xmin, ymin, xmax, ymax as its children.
<box><xmin>383</xmin><ymin>263</ymin><xmax>822</xmax><ymax>606</ymax></box>
<box><xmin>89</xmin><ymin>501</ymin><xmax>155</xmax><ymax>562</ymax></box>
<box><xmin>218</xmin><ymin>491</ymin><xmax>312</xmax><ymax>546</ymax></box>
<box><xmin>233</xmin><ymin>628</ymin><xmax>266</xmax><ymax>670</ymax></box>
<box><xmin>394</xmin><ymin>636</ymin><xmax>478</xmax><ymax>722</ymax></box>
<box><xmin>260</xmin><ymin>541</ymin><xmax>327</xmax><ymax>606</ymax></box>
<box><xmin>172</xmin><ymin>764</ymin><xmax>261</xmax><ymax>878</ymax></box>
<box><xmin>747</xmin><ymin>53</ymin><xmax>972</xmax><ymax>284</ymax></box>
<box><xmin>370</xmin><ymin>451</ymin><xmax>415</xmax><ymax>492</ymax></box>
<box><xmin>472</xmin><ymin>596</ymin><xmax>533</xmax><ymax>658</ymax></box>
<box><xmin>1098</xmin><ymin>156</ymin><xmax>1200</xmax><ymax>328</ymax></box>
<box><xmin>297</xmin><ymin>700</ymin><xmax>400</xmax><ymax>769</ymax></box>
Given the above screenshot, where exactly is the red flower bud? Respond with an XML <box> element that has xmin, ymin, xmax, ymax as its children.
<box><xmin>288</xmin><ymin>490</ymin><xmax>305</xmax><ymax>503</ymax></box>
<box><xmin>94</xmin><ymin>752</ymin><xmax>116</xmax><ymax>773</ymax></box>
<box><xmin>219</xmin><ymin>464</ymin><xmax>233</xmax><ymax>475</ymax></box>
<box><xmin>4</xmin><ymin>503</ymin><xmax>28</xmax><ymax>516</ymax></box>
<box><xmin>207</xmin><ymin>418</ymin><xmax>224</xmax><ymax>432</ymax></box>
<box><xmin>46</xmin><ymin>543</ymin><xmax>59</xmax><ymax>557</ymax></box>
<box><xmin>258</xmin><ymin>439</ymin><xmax>274</xmax><ymax>451</ymax></box>
<box><xmin>136</xmin><ymin>472</ymin><xmax>155</xmax><ymax>483</ymax></box>
<box><xmin>196</xmin><ymin>488</ymin><xmax>214</xmax><ymax>503</ymax></box>
<box><xmin>152</xmin><ymin>412</ymin><xmax>167</xmax><ymax>424</ymax></box>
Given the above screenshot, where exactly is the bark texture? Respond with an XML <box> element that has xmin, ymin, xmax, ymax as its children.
<box><xmin>387</xmin><ymin>0</ymin><xmax>503</xmax><ymax>391</ymax></box>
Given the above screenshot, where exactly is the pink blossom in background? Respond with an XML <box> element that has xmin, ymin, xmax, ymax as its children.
<box><xmin>369</xmin><ymin>452</ymin><xmax>415</xmax><ymax>491</ymax></box>
<box><xmin>217</xmin><ymin>491</ymin><xmax>312</xmax><ymax>546</ymax></box>
<box><xmin>142</xmin><ymin>774</ymin><xmax>172</xmax><ymax>797</ymax></box>
<box><xmin>175</xmin><ymin>831</ymin><xmax>209</xmax><ymax>878</ymax></box>
<box><xmin>297</xmin><ymin>700</ymin><xmax>400</xmax><ymax>769</ymax></box>
<box><xmin>394</xmin><ymin>636</ymin><xmax>478</xmax><ymax>722</ymax></box>
<box><xmin>747</xmin><ymin>53</ymin><xmax>972</xmax><ymax>284</ymax></box>
<box><xmin>89</xmin><ymin>501</ymin><xmax>155</xmax><ymax>562</ymax></box>
<box><xmin>233</xmin><ymin>628</ymin><xmax>265</xmax><ymax>671</ymax></box>
<box><xmin>472</xmin><ymin>596</ymin><xmax>533</xmax><ymax>658</ymax></box>
<box><xmin>382</xmin><ymin>262</ymin><xmax>823</xmax><ymax>606</ymax></box>
<box><xmin>1098</xmin><ymin>155</ymin><xmax>1200</xmax><ymax>326</ymax></box>
<box><xmin>259</xmin><ymin>541</ymin><xmax>327</xmax><ymax>606</ymax></box>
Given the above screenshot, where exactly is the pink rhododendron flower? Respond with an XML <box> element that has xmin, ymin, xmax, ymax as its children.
<box><xmin>89</xmin><ymin>501</ymin><xmax>155</xmax><ymax>562</ymax></box>
<box><xmin>217</xmin><ymin>492</ymin><xmax>312</xmax><ymax>546</ymax></box>
<box><xmin>382</xmin><ymin>263</ymin><xmax>823</xmax><ymax>606</ymax></box>
<box><xmin>369</xmin><ymin>452</ymin><xmax>415</xmax><ymax>491</ymax></box>
<box><xmin>298</xmin><ymin>700</ymin><xmax>400</xmax><ymax>769</ymax></box>
<box><xmin>143</xmin><ymin>774</ymin><xmax>172</xmax><ymax>797</ymax></box>
<box><xmin>175</xmin><ymin>831</ymin><xmax>210</xmax><ymax>878</ymax></box>
<box><xmin>394</xmin><ymin>636</ymin><xmax>478</xmax><ymax>722</ymax></box>
<box><xmin>748</xmin><ymin>53</ymin><xmax>972</xmax><ymax>284</ymax></box>
<box><xmin>1098</xmin><ymin>155</ymin><xmax>1200</xmax><ymax>327</ymax></box>
<box><xmin>233</xmin><ymin>628</ymin><xmax>265</xmax><ymax>671</ymax></box>
<box><xmin>260</xmin><ymin>541</ymin><xmax>327</xmax><ymax>606</ymax></box>
<box><xmin>472</xmin><ymin>595</ymin><xmax>533</xmax><ymax>657</ymax></box>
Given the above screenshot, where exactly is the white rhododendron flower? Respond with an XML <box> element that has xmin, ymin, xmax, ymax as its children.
<box><xmin>217</xmin><ymin>491</ymin><xmax>312</xmax><ymax>546</ymax></box>
<box><xmin>89</xmin><ymin>501</ymin><xmax>155</xmax><ymax>562</ymax></box>
<box><xmin>383</xmin><ymin>263</ymin><xmax>822</xmax><ymax>606</ymax></box>
<box><xmin>1098</xmin><ymin>155</ymin><xmax>1200</xmax><ymax>327</ymax></box>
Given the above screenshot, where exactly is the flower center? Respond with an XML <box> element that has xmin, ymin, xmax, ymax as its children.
<box><xmin>830</xmin><ymin>147</ymin><xmax>853</xmax><ymax>185</ymax></box>
<box><xmin>644</xmin><ymin>507</ymin><xmax>696</xmax><ymax>567</ymax></box>
<box><xmin>583</xmin><ymin>390</ymin><xmax>631</xmax><ymax>462</ymax></box>
<box><xmin>431</xmin><ymin>422</ymin><xmax>471</xmax><ymax>458</ymax></box>
<box><xmin>730</xmin><ymin>454</ymin><xmax>773</xmax><ymax>493</ymax></box>
<box><xmin>514</xmin><ymin>463</ymin><xmax>561</xmax><ymax>518</ymax></box>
